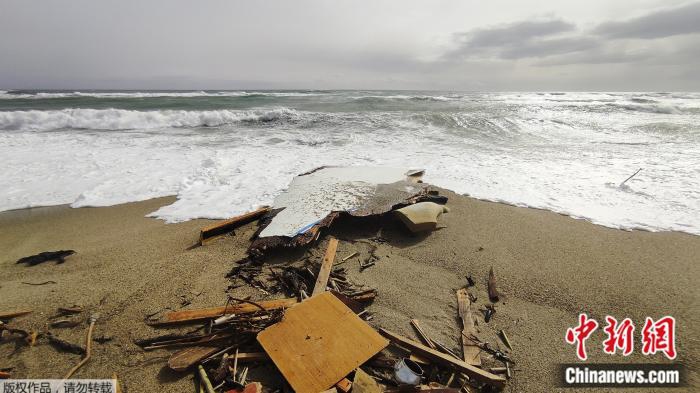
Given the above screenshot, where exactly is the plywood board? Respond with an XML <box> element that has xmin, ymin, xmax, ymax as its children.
<box><xmin>257</xmin><ymin>292</ymin><xmax>389</xmax><ymax>393</ymax></box>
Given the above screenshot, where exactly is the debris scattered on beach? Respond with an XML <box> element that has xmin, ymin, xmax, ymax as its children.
<box><xmin>0</xmin><ymin>310</ymin><xmax>32</xmax><ymax>321</ymax></box>
<box><xmin>46</xmin><ymin>333</ymin><xmax>86</xmax><ymax>355</ymax></box>
<box><xmin>199</xmin><ymin>207</ymin><xmax>271</xmax><ymax>246</ymax></box>
<box><xmin>16</xmin><ymin>250</ymin><xmax>75</xmax><ymax>266</ymax></box>
<box><xmin>2</xmin><ymin>167</ymin><xmax>515</xmax><ymax>391</ymax></box>
<box><xmin>127</xmin><ymin>168</ymin><xmax>516</xmax><ymax>391</ymax></box>
<box><xmin>487</xmin><ymin>267</ymin><xmax>499</xmax><ymax>302</ymax></box>
<box><xmin>394</xmin><ymin>202</ymin><xmax>450</xmax><ymax>233</ymax></box>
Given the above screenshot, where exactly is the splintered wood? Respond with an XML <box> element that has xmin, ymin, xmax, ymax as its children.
<box><xmin>152</xmin><ymin>298</ymin><xmax>297</xmax><ymax>325</ymax></box>
<box><xmin>456</xmin><ymin>289</ymin><xmax>481</xmax><ymax>366</ymax></box>
<box><xmin>312</xmin><ymin>237</ymin><xmax>339</xmax><ymax>296</ymax></box>
<box><xmin>199</xmin><ymin>207</ymin><xmax>271</xmax><ymax>245</ymax></box>
<box><xmin>257</xmin><ymin>292</ymin><xmax>389</xmax><ymax>393</ymax></box>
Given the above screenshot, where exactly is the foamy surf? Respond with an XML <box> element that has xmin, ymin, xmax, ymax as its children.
<box><xmin>0</xmin><ymin>91</ymin><xmax>698</xmax><ymax>235</ymax></box>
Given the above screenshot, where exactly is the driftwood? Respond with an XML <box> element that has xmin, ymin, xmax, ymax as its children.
<box><xmin>16</xmin><ymin>250</ymin><xmax>75</xmax><ymax>265</ymax></box>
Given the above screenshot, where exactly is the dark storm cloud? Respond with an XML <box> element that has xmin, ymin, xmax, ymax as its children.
<box><xmin>446</xmin><ymin>2</ymin><xmax>700</xmax><ymax>64</ymax></box>
<box><xmin>594</xmin><ymin>2</ymin><xmax>700</xmax><ymax>39</ymax></box>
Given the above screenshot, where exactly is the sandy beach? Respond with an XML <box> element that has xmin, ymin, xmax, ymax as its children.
<box><xmin>1</xmin><ymin>190</ymin><xmax>698</xmax><ymax>392</ymax></box>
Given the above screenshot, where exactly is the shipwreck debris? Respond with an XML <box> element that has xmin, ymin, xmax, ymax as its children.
<box><xmin>394</xmin><ymin>202</ymin><xmax>450</xmax><ymax>233</ymax></box>
<box><xmin>499</xmin><ymin>329</ymin><xmax>513</xmax><ymax>351</ymax></box>
<box><xmin>16</xmin><ymin>250</ymin><xmax>75</xmax><ymax>266</ymax></box>
<box><xmin>199</xmin><ymin>207</ymin><xmax>271</xmax><ymax>246</ymax></box>
<box><xmin>311</xmin><ymin>237</ymin><xmax>339</xmax><ymax>296</ymax></box>
<box><xmin>0</xmin><ymin>310</ymin><xmax>32</xmax><ymax>321</ymax></box>
<box><xmin>47</xmin><ymin>333</ymin><xmax>85</xmax><ymax>355</ymax></box>
<box><xmin>247</xmin><ymin>167</ymin><xmax>445</xmax><ymax>255</ymax></box>
<box><xmin>149</xmin><ymin>298</ymin><xmax>297</xmax><ymax>325</ymax></box>
<box><xmin>456</xmin><ymin>289</ymin><xmax>481</xmax><ymax>366</ymax></box>
<box><xmin>379</xmin><ymin>328</ymin><xmax>506</xmax><ymax>388</ymax></box>
<box><xmin>63</xmin><ymin>314</ymin><xmax>98</xmax><ymax>378</ymax></box>
<box><xmin>487</xmin><ymin>267</ymin><xmax>499</xmax><ymax>302</ymax></box>
<box><xmin>257</xmin><ymin>292</ymin><xmax>389</xmax><ymax>393</ymax></box>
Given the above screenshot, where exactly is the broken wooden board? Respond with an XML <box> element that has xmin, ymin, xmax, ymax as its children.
<box><xmin>200</xmin><ymin>207</ymin><xmax>271</xmax><ymax>245</ymax></box>
<box><xmin>379</xmin><ymin>328</ymin><xmax>506</xmax><ymax>388</ymax></box>
<box><xmin>312</xmin><ymin>237</ymin><xmax>339</xmax><ymax>296</ymax></box>
<box><xmin>257</xmin><ymin>292</ymin><xmax>389</xmax><ymax>393</ymax></box>
<box><xmin>151</xmin><ymin>298</ymin><xmax>297</xmax><ymax>325</ymax></box>
<box><xmin>0</xmin><ymin>310</ymin><xmax>32</xmax><ymax>320</ymax></box>
<box><xmin>456</xmin><ymin>289</ymin><xmax>481</xmax><ymax>366</ymax></box>
<box><xmin>168</xmin><ymin>346</ymin><xmax>222</xmax><ymax>371</ymax></box>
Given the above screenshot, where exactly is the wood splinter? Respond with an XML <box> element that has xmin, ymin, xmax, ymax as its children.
<box><xmin>488</xmin><ymin>267</ymin><xmax>499</xmax><ymax>302</ymax></box>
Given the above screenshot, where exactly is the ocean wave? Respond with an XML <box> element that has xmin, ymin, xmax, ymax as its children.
<box><xmin>0</xmin><ymin>90</ymin><xmax>328</xmax><ymax>99</ymax></box>
<box><xmin>612</xmin><ymin>103</ymin><xmax>681</xmax><ymax>114</ymax></box>
<box><xmin>0</xmin><ymin>108</ymin><xmax>302</xmax><ymax>131</ymax></box>
<box><xmin>352</xmin><ymin>94</ymin><xmax>458</xmax><ymax>102</ymax></box>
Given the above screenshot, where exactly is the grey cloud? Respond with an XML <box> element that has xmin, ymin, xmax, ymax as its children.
<box><xmin>594</xmin><ymin>2</ymin><xmax>700</xmax><ymax>39</ymax></box>
<box><xmin>500</xmin><ymin>36</ymin><xmax>598</xmax><ymax>59</ymax></box>
<box><xmin>446</xmin><ymin>19</ymin><xmax>595</xmax><ymax>60</ymax></box>
<box><xmin>459</xmin><ymin>19</ymin><xmax>575</xmax><ymax>49</ymax></box>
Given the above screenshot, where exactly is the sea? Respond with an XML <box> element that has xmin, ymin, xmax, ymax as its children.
<box><xmin>0</xmin><ymin>90</ymin><xmax>698</xmax><ymax>235</ymax></box>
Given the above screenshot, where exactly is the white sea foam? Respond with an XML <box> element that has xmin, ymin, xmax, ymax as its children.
<box><xmin>0</xmin><ymin>108</ymin><xmax>300</xmax><ymax>131</ymax></box>
<box><xmin>0</xmin><ymin>92</ymin><xmax>698</xmax><ymax>236</ymax></box>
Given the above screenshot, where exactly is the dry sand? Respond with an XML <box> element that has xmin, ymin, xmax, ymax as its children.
<box><xmin>0</xmin><ymin>190</ymin><xmax>698</xmax><ymax>392</ymax></box>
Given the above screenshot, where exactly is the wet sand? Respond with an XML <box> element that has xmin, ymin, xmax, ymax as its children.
<box><xmin>0</xmin><ymin>191</ymin><xmax>698</xmax><ymax>392</ymax></box>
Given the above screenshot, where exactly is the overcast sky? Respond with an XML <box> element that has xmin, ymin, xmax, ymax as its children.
<box><xmin>1</xmin><ymin>0</ymin><xmax>698</xmax><ymax>91</ymax></box>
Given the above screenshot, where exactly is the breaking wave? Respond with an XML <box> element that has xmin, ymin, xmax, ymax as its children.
<box><xmin>0</xmin><ymin>108</ymin><xmax>302</xmax><ymax>131</ymax></box>
<box><xmin>0</xmin><ymin>90</ymin><xmax>327</xmax><ymax>99</ymax></box>
<box><xmin>610</xmin><ymin>103</ymin><xmax>681</xmax><ymax>114</ymax></box>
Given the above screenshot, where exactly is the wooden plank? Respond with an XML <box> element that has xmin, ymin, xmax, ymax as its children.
<box><xmin>378</xmin><ymin>328</ymin><xmax>505</xmax><ymax>388</ymax></box>
<box><xmin>199</xmin><ymin>207</ymin><xmax>271</xmax><ymax>245</ymax></box>
<box><xmin>0</xmin><ymin>310</ymin><xmax>32</xmax><ymax>320</ymax></box>
<box><xmin>457</xmin><ymin>289</ymin><xmax>481</xmax><ymax>366</ymax></box>
<box><xmin>311</xmin><ymin>237</ymin><xmax>339</xmax><ymax>296</ymax></box>
<box><xmin>257</xmin><ymin>292</ymin><xmax>389</xmax><ymax>393</ymax></box>
<box><xmin>153</xmin><ymin>298</ymin><xmax>298</xmax><ymax>325</ymax></box>
<box><xmin>409</xmin><ymin>319</ymin><xmax>437</xmax><ymax>349</ymax></box>
<box><xmin>168</xmin><ymin>346</ymin><xmax>222</xmax><ymax>371</ymax></box>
